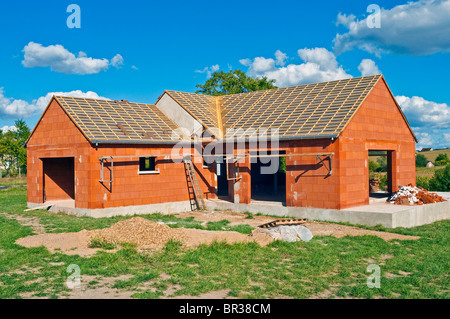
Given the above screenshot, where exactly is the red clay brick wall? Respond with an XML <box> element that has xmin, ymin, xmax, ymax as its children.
<box><xmin>87</xmin><ymin>146</ymin><xmax>216</xmax><ymax>209</ymax></box>
<box><xmin>27</xmin><ymin>99</ymin><xmax>91</xmax><ymax>205</ymax></box>
<box><xmin>27</xmin><ymin>99</ymin><xmax>217</xmax><ymax>210</ymax></box>
<box><xmin>283</xmin><ymin>139</ymin><xmax>341</xmax><ymax>209</ymax></box>
<box><xmin>337</xmin><ymin>78</ymin><xmax>416</xmax><ymax>208</ymax></box>
<box><xmin>233</xmin><ymin>156</ymin><xmax>251</xmax><ymax>204</ymax></box>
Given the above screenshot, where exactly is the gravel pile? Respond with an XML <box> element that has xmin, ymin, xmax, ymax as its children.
<box><xmin>89</xmin><ymin>217</ymin><xmax>184</xmax><ymax>248</ymax></box>
<box><xmin>387</xmin><ymin>185</ymin><xmax>446</xmax><ymax>205</ymax></box>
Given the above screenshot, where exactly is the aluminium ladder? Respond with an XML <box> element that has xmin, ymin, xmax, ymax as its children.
<box><xmin>183</xmin><ymin>157</ymin><xmax>206</xmax><ymax>210</ymax></box>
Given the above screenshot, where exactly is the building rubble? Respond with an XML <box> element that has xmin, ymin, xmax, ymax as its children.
<box><xmin>387</xmin><ymin>185</ymin><xmax>446</xmax><ymax>205</ymax></box>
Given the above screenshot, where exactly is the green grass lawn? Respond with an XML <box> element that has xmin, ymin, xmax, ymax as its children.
<box><xmin>0</xmin><ymin>187</ymin><xmax>449</xmax><ymax>299</ymax></box>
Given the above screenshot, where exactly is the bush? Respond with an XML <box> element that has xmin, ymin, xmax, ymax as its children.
<box><xmin>435</xmin><ymin>154</ymin><xmax>449</xmax><ymax>166</ymax></box>
<box><xmin>379</xmin><ymin>174</ymin><xmax>388</xmax><ymax>190</ymax></box>
<box><xmin>416</xmin><ymin>176</ymin><xmax>431</xmax><ymax>190</ymax></box>
<box><xmin>428</xmin><ymin>165</ymin><xmax>450</xmax><ymax>191</ymax></box>
<box><xmin>369</xmin><ymin>160</ymin><xmax>379</xmax><ymax>172</ymax></box>
<box><xmin>415</xmin><ymin>154</ymin><xmax>428</xmax><ymax>167</ymax></box>
<box><xmin>376</xmin><ymin>156</ymin><xmax>387</xmax><ymax>172</ymax></box>
<box><xmin>435</xmin><ymin>153</ymin><xmax>449</xmax><ymax>162</ymax></box>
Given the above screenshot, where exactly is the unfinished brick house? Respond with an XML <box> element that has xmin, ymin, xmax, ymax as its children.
<box><xmin>25</xmin><ymin>75</ymin><xmax>417</xmax><ymax>215</ymax></box>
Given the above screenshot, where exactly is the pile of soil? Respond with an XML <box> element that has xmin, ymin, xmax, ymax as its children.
<box><xmin>89</xmin><ymin>217</ymin><xmax>185</xmax><ymax>249</ymax></box>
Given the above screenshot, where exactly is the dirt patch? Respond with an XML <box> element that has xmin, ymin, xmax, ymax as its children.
<box><xmin>15</xmin><ymin>213</ymin><xmax>419</xmax><ymax>257</ymax></box>
<box><xmin>176</xmin><ymin>210</ymin><xmax>420</xmax><ymax>241</ymax></box>
<box><xmin>16</xmin><ymin>217</ymin><xmax>273</xmax><ymax>257</ymax></box>
<box><xmin>1</xmin><ymin>213</ymin><xmax>45</xmax><ymax>235</ymax></box>
<box><xmin>16</xmin><ymin>229</ymin><xmax>103</xmax><ymax>257</ymax></box>
<box><xmin>303</xmin><ymin>221</ymin><xmax>420</xmax><ymax>241</ymax></box>
<box><xmin>168</xmin><ymin>289</ymin><xmax>234</xmax><ymax>299</ymax></box>
<box><xmin>174</xmin><ymin>210</ymin><xmax>274</xmax><ymax>227</ymax></box>
<box><xmin>62</xmin><ymin>274</ymin><xmax>135</xmax><ymax>299</ymax></box>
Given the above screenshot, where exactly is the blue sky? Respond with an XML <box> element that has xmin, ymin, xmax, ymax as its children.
<box><xmin>0</xmin><ymin>0</ymin><xmax>449</xmax><ymax>149</ymax></box>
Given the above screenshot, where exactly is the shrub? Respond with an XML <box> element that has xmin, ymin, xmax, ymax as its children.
<box><xmin>89</xmin><ymin>237</ymin><xmax>117</xmax><ymax>250</ymax></box>
<box><xmin>379</xmin><ymin>174</ymin><xmax>388</xmax><ymax>190</ymax></box>
<box><xmin>368</xmin><ymin>160</ymin><xmax>379</xmax><ymax>172</ymax></box>
<box><xmin>415</xmin><ymin>154</ymin><xmax>428</xmax><ymax>167</ymax></box>
<box><xmin>416</xmin><ymin>176</ymin><xmax>431</xmax><ymax>190</ymax></box>
<box><xmin>279</xmin><ymin>157</ymin><xmax>286</xmax><ymax>173</ymax></box>
<box><xmin>435</xmin><ymin>153</ymin><xmax>449</xmax><ymax>163</ymax></box>
<box><xmin>428</xmin><ymin>165</ymin><xmax>450</xmax><ymax>191</ymax></box>
<box><xmin>376</xmin><ymin>156</ymin><xmax>387</xmax><ymax>172</ymax></box>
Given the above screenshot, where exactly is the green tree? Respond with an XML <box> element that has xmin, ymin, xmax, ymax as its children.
<box><xmin>415</xmin><ymin>153</ymin><xmax>428</xmax><ymax>167</ymax></box>
<box><xmin>369</xmin><ymin>160</ymin><xmax>379</xmax><ymax>172</ymax></box>
<box><xmin>434</xmin><ymin>153</ymin><xmax>449</xmax><ymax>166</ymax></box>
<box><xmin>428</xmin><ymin>164</ymin><xmax>450</xmax><ymax>191</ymax></box>
<box><xmin>376</xmin><ymin>156</ymin><xmax>387</xmax><ymax>172</ymax></box>
<box><xmin>0</xmin><ymin>119</ymin><xmax>30</xmax><ymax>177</ymax></box>
<box><xmin>195</xmin><ymin>70</ymin><xmax>277</xmax><ymax>96</ymax></box>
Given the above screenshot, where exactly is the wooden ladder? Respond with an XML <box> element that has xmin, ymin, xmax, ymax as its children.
<box><xmin>183</xmin><ymin>157</ymin><xmax>206</xmax><ymax>210</ymax></box>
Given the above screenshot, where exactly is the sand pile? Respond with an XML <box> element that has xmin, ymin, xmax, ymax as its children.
<box><xmin>89</xmin><ymin>217</ymin><xmax>185</xmax><ymax>249</ymax></box>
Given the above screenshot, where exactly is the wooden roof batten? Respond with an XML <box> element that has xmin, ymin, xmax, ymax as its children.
<box><xmin>25</xmin><ymin>75</ymin><xmax>417</xmax><ymax>146</ymax></box>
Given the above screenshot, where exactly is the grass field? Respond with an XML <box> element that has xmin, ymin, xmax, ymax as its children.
<box><xmin>0</xmin><ymin>187</ymin><xmax>449</xmax><ymax>299</ymax></box>
<box><xmin>0</xmin><ymin>176</ymin><xmax>27</xmax><ymax>187</ymax></box>
<box><xmin>417</xmin><ymin>148</ymin><xmax>450</xmax><ymax>163</ymax></box>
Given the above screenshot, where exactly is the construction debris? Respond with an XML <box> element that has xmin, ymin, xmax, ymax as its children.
<box><xmin>369</xmin><ymin>178</ymin><xmax>382</xmax><ymax>192</ymax></box>
<box><xmin>254</xmin><ymin>219</ymin><xmax>313</xmax><ymax>242</ymax></box>
<box><xmin>257</xmin><ymin>218</ymin><xmax>308</xmax><ymax>229</ymax></box>
<box><xmin>387</xmin><ymin>185</ymin><xmax>446</xmax><ymax>205</ymax></box>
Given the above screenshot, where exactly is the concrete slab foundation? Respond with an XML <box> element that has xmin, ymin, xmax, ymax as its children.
<box><xmin>27</xmin><ymin>193</ymin><xmax>449</xmax><ymax>228</ymax></box>
<box><xmin>204</xmin><ymin>198</ymin><xmax>450</xmax><ymax>228</ymax></box>
<box><xmin>27</xmin><ymin>200</ymin><xmax>193</xmax><ymax>218</ymax></box>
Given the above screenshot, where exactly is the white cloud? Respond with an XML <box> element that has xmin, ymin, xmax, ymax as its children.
<box><xmin>415</xmin><ymin>131</ymin><xmax>435</xmax><ymax>148</ymax></box>
<box><xmin>195</xmin><ymin>64</ymin><xmax>220</xmax><ymax>78</ymax></box>
<box><xmin>1</xmin><ymin>125</ymin><xmax>17</xmax><ymax>133</ymax></box>
<box><xmin>240</xmin><ymin>48</ymin><xmax>352</xmax><ymax>87</ymax></box>
<box><xmin>396</xmin><ymin>95</ymin><xmax>450</xmax><ymax>128</ymax></box>
<box><xmin>274</xmin><ymin>50</ymin><xmax>288</xmax><ymax>66</ymax></box>
<box><xmin>22</xmin><ymin>42</ymin><xmax>123</xmax><ymax>74</ymax></box>
<box><xmin>335</xmin><ymin>12</ymin><xmax>356</xmax><ymax>28</ymax></box>
<box><xmin>358</xmin><ymin>59</ymin><xmax>381</xmax><ymax>76</ymax></box>
<box><xmin>412</xmin><ymin>126</ymin><xmax>449</xmax><ymax>149</ymax></box>
<box><xmin>396</xmin><ymin>95</ymin><xmax>450</xmax><ymax>149</ymax></box>
<box><xmin>334</xmin><ymin>0</ymin><xmax>450</xmax><ymax>56</ymax></box>
<box><xmin>0</xmin><ymin>88</ymin><xmax>108</xmax><ymax>118</ymax></box>
<box><xmin>110</xmin><ymin>54</ymin><xmax>124</xmax><ymax>68</ymax></box>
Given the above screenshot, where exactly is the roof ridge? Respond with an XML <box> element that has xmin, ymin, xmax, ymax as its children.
<box><xmin>54</xmin><ymin>95</ymin><xmax>161</xmax><ymax>107</ymax></box>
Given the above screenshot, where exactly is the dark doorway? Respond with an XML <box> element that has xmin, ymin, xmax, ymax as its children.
<box><xmin>216</xmin><ymin>157</ymin><xmax>229</xmax><ymax>197</ymax></box>
<box><xmin>42</xmin><ymin>157</ymin><xmax>75</xmax><ymax>201</ymax></box>
<box><xmin>250</xmin><ymin>151</ymin><xmax>286</xmax><ymax>204</ymax></box>
<box><xmin>368</xmin><ymin>150</ymin><xmax>393</xmax><ymax>202</ymax></box>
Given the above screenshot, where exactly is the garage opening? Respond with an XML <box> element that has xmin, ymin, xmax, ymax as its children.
<box><xmin>251</xmin><ymin>151</ymin><xmax>286</xmax><ymax>205</ymax></box>
<box><xmin>42</xmin><ymin>157</ymin><xmax>75</xmax><ymax>202</ymax></box>
<box><xmin>368</xmin><ymin>150</ymin><xmax>393</xmax><ymax>203</ymax></box>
